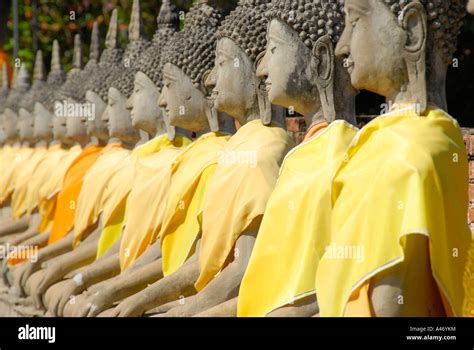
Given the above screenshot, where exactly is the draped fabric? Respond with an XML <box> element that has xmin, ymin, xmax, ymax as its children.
<box><xmin>158</xmin><ymin>132</ymin><xmax>230</xmax><ymax>276</ymax></box>
<box><xmin>316</xmin><ymin>107</ymin><xmax>471</xmax><ymax>317</ymax></box>
<box><xmin>238</xmin><ymin>121</ymin><xmax>357</xmax><ymax>316</ymax></box>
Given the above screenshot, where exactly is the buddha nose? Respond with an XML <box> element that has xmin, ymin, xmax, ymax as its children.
<box><xmin>204</xmin><ymin>67</ymin><xmax>217</xmax><ymax>91</ymax></box>
<box><xmin>125</xmin><ymin>95</ymin><xmax>133</xmax><ymax>111</ymax></box>
<box><xmin>256</xmin><ymin>50</ymin><xmax>270</xmax><ymax>80</ymax></box>
<box><xmin>101</xmin><ymin>108</ymin><xmax>109</xmax><ymax>123</ymax></box>
<box><xmin>335</xmin><ymin>28</ymin><xmax>350</xmax><ymax>59</ymax></box>
<box><xmin>158</xmin><ymin>89</ymin><xmax>167</xmax><ymax>109</ymax></box>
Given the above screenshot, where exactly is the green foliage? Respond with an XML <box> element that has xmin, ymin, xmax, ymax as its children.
<box><xmin>2</xmin><ymin>0</ymin><xmax>238</xmax><ymax>72</ymax></box>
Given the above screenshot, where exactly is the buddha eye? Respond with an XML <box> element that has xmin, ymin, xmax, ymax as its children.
<box><xmin>270</xmin><ymin>46</ymin><xmax>276</xmax><ymax>54</ymax></box>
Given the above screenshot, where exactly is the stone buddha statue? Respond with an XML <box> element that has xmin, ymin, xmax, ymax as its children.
<box><xmin>83</xmin><ymin>9</ymin><xmax>123</xmax><ymax>139</ymax></box>
<box><xmin>0</xmin><ymin>65</ymin><xmax>31</xmax><ymax>235</ymax></box>
<box><xmin>21</xmin><ymin>4</ymin><xmax>154</xmax><ymax>310</ymax></box>
<box><xmin>311</xmin><ymin>0</ymin><xmax>469</xmax><ymax>317</ymax></box>
<box><xmin>71</xmin><ymin>1</ymin><xmax>237</xmax><ymax>317</ymax></box>
<box><xmin>50</xmin><ymin>1</ymin><xmax>184</xmax><ymax>318</ymax></box>
<box><xmin>127</xmin><ymin>0</ymin><xmax>180</xmax><ymax>140</ymax></box>
<box><xmin>149</xmin><ymin>0</ymin><xmax>295</xmax><ymax>317</ymax></box>
<box><xmin>102</xmin><ymin>0</ymin><xmax>150</xmax><ymax>146</ymax></box>
<box><xmin>236</xmin><ymin>0</ymin><xmax>358</xmax><ymax>318</ymax></box>
<box><xmin>5</xmin><ymin>32</ymin><xmax>107</xmax><ymax>302</ymax></box>
<box><xmin>2</xmin><ymin>65</ymin><xmax>30</xmax><ymax>147</ymax></box>
<box><xmin>42</xmin><ymin>0</ymin><xmax>183</xmax><ymax>318</ymax></box>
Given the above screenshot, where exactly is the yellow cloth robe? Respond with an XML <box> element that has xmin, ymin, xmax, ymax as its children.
<box><xmin>0</xmin><ymin>145</ymin><xmax>34</xmax><ymax>205</ymax></box>
<box><xmin>24</xmin><ymin>144</ymin><xmax>67</xmax><ymax>215</ymax></box>
<box><xmin>158</xmin><ymin>132</ymin><xmax>230</xmax><ymax>276</ymax></box>
<box><xmin>11</xmin><ymin>145</ymin><xmax>49</xmax><ymax>219</ymax></box>
<box><xmin>37</xmin><ymin>145</ymin><xmax>82</xmax><ymax>232</ymax></box>
<box><xmin>73</xmin><ymin>143</ymin><xmax>126</xmax><ymax>246</ymax></box>
<box><xmin>195</xmin><ymin>120</ymin><xmax>294</xmax><ymax>291</ymax></box>
<box><xmin>315</xmin><ymin>107</ymin><xmax>471</xmax><ymax>317</ymax></box>
<box><xmin>237</xmin><ymin>120</ymin><xmax>358</xmax><ymax>316</ymax></box>
<box><xmin>96</xmin><ymin>134</ymin><xmax>191</xmax><ymax>258</ymax></box>
<box><xmin>48</xmin><ymin>144</ymin><xmax>104</xmax><ymax>245</ymax></box>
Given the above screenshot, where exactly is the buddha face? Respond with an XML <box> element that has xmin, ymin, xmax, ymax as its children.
<box><xmin>33</xmin><ymin>102</ymin><xmax>53</xmax><ymax>142</ymax></box>
<box><xmin>2</xmin><ymin>109</ymin><xmax>18</xmax><ymax>141</ymax></box>
<box><xmin>257</xmin><ymin>19</ymin><xmax>320</xmax><ymax>116</ymax></box>
<box><xmin>127</xmin><ymin>71</ymin><xmax>160</xmax><ymax>136</ymax></box>
<box><xmin>63</xmin><ymin>97</ymin><xmax>88</xmax><ymax>144</ymax></box>
<box><xmin>335</xmin><ymin>0</ymin><xmax>409</xmax><ymax>98</ymax></box>
<box><xmin>159</xmin><ymin>63</ymin><xmax>210</xmax><ymax>132</ymax></box>
<box><xmin>85</xmin><ymin>91</ymin><xmax>108</xmax><ymax>140</ymax></box>
<box><xmin>18</xmin><ymin>108</ymin><xmax>35</xmax><ymax>142</ymax></box>
<box><xmin>51</xmin><ymin>114</ymin><xmax>68</xmax><ymax>143</ymax></box>
<box><xmin>206</xmin><ymin>38</ymin><xmax>257</xmax><ymax>121</ymax></box>
<box><xmin>102</xmin><ymin>87</ymin><xmax>138</xmax><ymax>142</ymax></box>
<box><xmin>468</xmin><ymin>0</ymin><xmax>474</xmax><ymax>14</ymax></box>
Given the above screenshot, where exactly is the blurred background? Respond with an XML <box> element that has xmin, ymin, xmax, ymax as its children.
<box><xmin>0</xmin><ymin>0</ymin><xmax>473</xmax><ymax>126</ymax></box>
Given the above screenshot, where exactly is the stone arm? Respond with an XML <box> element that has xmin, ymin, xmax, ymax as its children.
<box><xmin>3</xmin><ymin>226</ymin><xmax>41</xmax><ymax>246</ymax></box>
<box><xmin>10</xmin><ymin>231</ymin><xmax>75</xmax><ymax>297</ymax></box>
<box><xmin>0</xmin><ymin>217</ymin><xmax>29</xmax><ymax>237</ymax></box>
<box><xmin>164</xmin><ymin>229</ymin><xmax>257</xmax><ymax>317</ymax></box>
<box><xmin>31</xmin><ymin>230</ymin><xmax>102</xmax><ymax>309</ymax></box>
<box><xmin>84</xmin><ymin>258</ymin><xmax>165</xmax><ymax>317</ymax></box>
<box><xmin>1</xmin><ymin>231</ymin><xmax>50</xmax><ymax>286</ymax></box>
<box><xmin>45</xmin><ymin>252</ymin><xmax>122</xmax><ymax>316</ymax></box>
<box><xmin>44</xmin><ymin>241</ymin><xmax>122</xmax><ymax>316</ymax></box>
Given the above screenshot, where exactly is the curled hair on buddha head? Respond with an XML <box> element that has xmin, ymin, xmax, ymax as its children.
<box><xmin>380</xmin><ymin>0</ymin><xmax>467</xmax><ymax>65</ymax></box>
<box><xmin>217</xmin><ymin>0</ymin><xmax>272</xmax><ymax>65</ymax></box>
<box><xmin>161</xmin><ymin>0</ymin><xmax>222</xmax><ymax>89</ymax></box>
<box><xmin>266</xmin><ymin>0</ymin><xmax>345</xmax><ymax>50</ymax></box>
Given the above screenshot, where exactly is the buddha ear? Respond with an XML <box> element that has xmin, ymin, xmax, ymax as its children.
<box><xmin>202</xmin><ymin>69</ymin><xmax>220</xmax><ymax>132</ymax></box>
<box><xmin>255</xmin><ymin>51</ymin><xmax>272</xmax><ymax>126</ymax></box>
<box><xmin>399</xmin><ymin>1</ymin><xmax>428</xmax><ymax>114</ymax></box>
<box><xmin>312</xmin><ymin>34</ymin><xmax>336</xmax><ymax>122</ymax></box>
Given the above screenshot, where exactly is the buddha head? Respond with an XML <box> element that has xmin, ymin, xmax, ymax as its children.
<box><xmin>84</xmin><ymin>9</ymin><xmax>124</xmax><ymax>141</ymax></box>
<box><xmin>18</xmin><ymin>50</ymin><xmax>50</xmax><ymax>143</ymax></box>
<box><xmin>159</xmin><ymin>1</ymin><xmax>228</xmax><ymax>134</ymax></box>
<box><xmin>103</xmin><ymin>0</ymin><xmax>149</xmax><ymax>143</ymax></box>
<box><xmin>469</xmin><ymin>0</ymin><xmax>474</xmax><ymax>13</ymax></box>
<box><xmin>205</xmin><ymin>0</ymin><xmax>281</xmax><ymax>126</ymax></box>
<box><xmin>126</xmin><ymin>0</ymin><xmax>179</xmax><ymax>137</ymax></box>
<box><xmin>32</xmin><ymin>40</ymin><xmax>67</xmax><ymax>145</ymax></box>
<box><xmin>336</xmin><ymin>0</ymin><xmax>467</xmax><ymax>113</ymax></box>
<box><xmin>257</xmin><ymin>0</ymin><xmax>355</xmax><ymax>124</ymax></box>
<box><xmin>3</xmin><ymin>64</ymin><xmax>30</xmax><ymax>143</ymax></box>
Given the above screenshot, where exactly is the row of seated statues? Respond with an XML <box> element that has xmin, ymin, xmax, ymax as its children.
<box><xmin>0</xmin><ymin>0</ymin><xmax>472</xmax><ymax>317</ymax></box>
